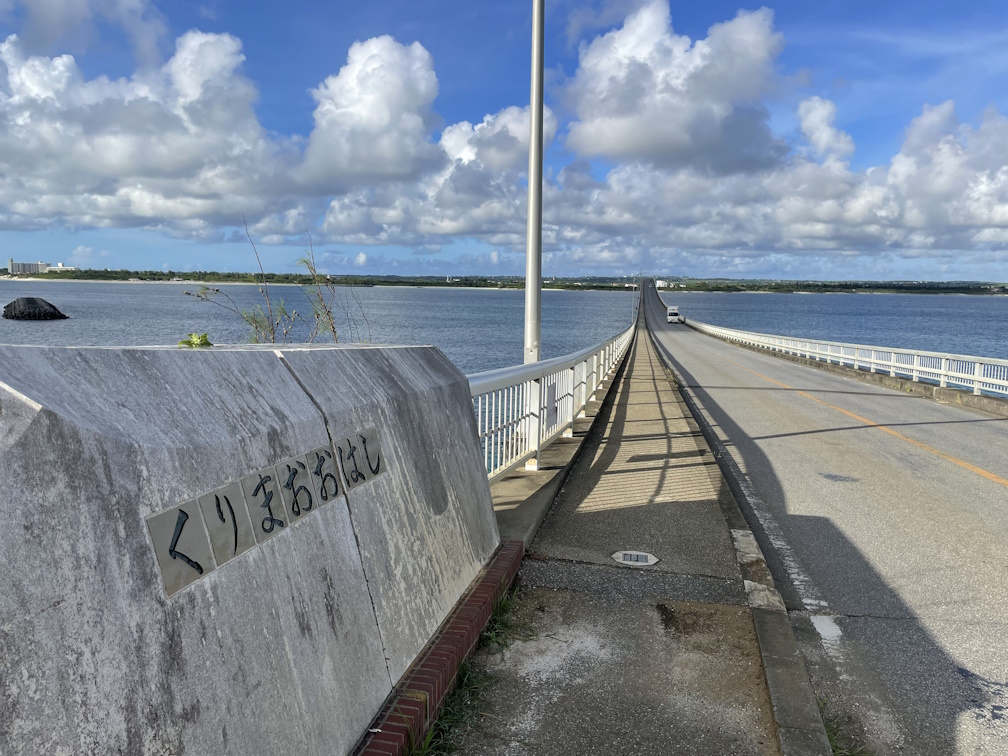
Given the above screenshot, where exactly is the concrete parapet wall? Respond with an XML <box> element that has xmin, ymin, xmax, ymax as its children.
<box><xmin>0</xmin><ymin>344</ymin><xmax>498</xmax><ymax>755</ymax></box>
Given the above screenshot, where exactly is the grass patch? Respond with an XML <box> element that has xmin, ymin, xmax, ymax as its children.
<box><xmin>480</xmin><ymin>588</ymin><xmax>534</xmax><ymax>654</ymax></box>
<box><xmin>819</xmin><ymin>697</ymin><xmax>877</xmax><ymax>756</ymax></box>
<box><xmin>408</xmin><ymin>661</ymin><xmax>492</xmax><ymax>756</ymax></box>
<box><xmin>409</xmin><ymin>588</ymin><xmax>533</xmax><ymax>755</ymax></box>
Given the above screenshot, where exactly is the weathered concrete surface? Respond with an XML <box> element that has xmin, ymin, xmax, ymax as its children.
<box><xmin>0</xmin><ymin>343</ymin><xmax>498</xmax><ymax>755</ymax></box>
<box><xmin>280</xmin><ymin>345</ymin><xmax>499</xmax><ymax>683</ymax></box>
<box><xmin>461</xmin><ymin>314</ymin><xmax>783</xmax><ymax>755</ymax></box>
<box><xmin>457</xmin><ymin>589</ymin><xmax>778</xmax><ymax>756</ymax></box>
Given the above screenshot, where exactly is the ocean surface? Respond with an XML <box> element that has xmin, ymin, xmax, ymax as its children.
<box><xmin>1</xmin><ymin>281</ymin><xmax>1006</xmax><ymax>372</ymax></box>
<box><xmin>663</xmin><ymin>290</ymin><xmax>1008</xmax><ymax>361</ymax></box>
<box><xmin>0</xmin><ymin>281</ymin><xmax>638</xmax><ymax>374</ymax></box>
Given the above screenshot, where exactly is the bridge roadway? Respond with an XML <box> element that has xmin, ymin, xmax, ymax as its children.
<box><xmin>645</xmin><ymin>283</ymin><xmax>1008</xmax><ymax>754</ymax></box>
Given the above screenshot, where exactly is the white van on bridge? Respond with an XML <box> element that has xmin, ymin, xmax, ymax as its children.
<box><xmin>666</xmin><ymin>306</ymin><xmax>680</xmax><ymax>323</ymax></box>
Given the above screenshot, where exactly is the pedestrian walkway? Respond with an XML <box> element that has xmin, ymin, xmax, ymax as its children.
<box><xmin>455</xmin><ymin>319</ymin><xmax>780</xmax><ymax>755</ymax></box>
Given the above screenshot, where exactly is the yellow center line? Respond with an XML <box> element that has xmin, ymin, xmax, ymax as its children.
<box><xmin>726</xmin><ymin>359</ymin><xmax>1008</xmax><ymax>490</ymax></box>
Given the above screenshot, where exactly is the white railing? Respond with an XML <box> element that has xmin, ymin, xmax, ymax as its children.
<box><xmin>687</xmin><ymin>319</ymin><xmax>1008</xmax><ymax>398</ymax></box>
<box><xmin>468</xmin><ymin>322</ymin><xmax>636</xmax><ymax>482</ymax></box>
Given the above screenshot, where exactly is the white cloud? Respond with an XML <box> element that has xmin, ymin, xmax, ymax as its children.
<box><xmin>562</xmin><ymin>0</ymin><xmax>650</xmax><ymax>47</ymax></box>
<box><xmin>4</xmin><ymin>0</ymin><xmax>165</xmax><ymax>65</ymax></box>
<box><xmin>799</xmin><ymin>96</ymin><xmax>854</xmax><ymax>159</ymax></box>
<box><xmin>65</xmin><ymin>243</ymin><xmax>108</xmax><ymax>267</ymax></box>
<box><xmin>545</xmin><ymin>96</ymin><xmax>1008</xmax><ymax>270</ymax></box>
<box><xmin>441</xmin><ymin>105</ymin><xmax>557</xmax><ymax>172</ymax></box>
<box><xmin>0</xmin><ymin>1</ymin><xmax>1006</xmax><ymax>278</ymax></box>
<box><xmin>0</xmin><ymin>30</ymin><xmax>288</xmax><ymax>235</ymax></box>
<box><xmin>312</xmin><ymin>91</ymin><xmax>1008</xmax><ymax>275</ymax></box>
<box><xmin>296</xmin><ymin>35</ymin><xmax>443</xmax><ymax>191</ymax></box>
<box><xmin>316</xmin><ymin>99</ymin><xmax>557</xmax><ymax>248</ymax></box>
<box><xmin>565</xmin><ymin>1</ymin><xmax>785</xmax><ymax>172</ymax></box>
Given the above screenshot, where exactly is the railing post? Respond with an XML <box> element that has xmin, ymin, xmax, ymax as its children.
<box><xmin>912</xmin><ymin>353</ymin><xmax>919</xmax><ymax>382</ymax></box>
<box><xmin>563</xmin><ymin>366</ymin><xmax>575</xmax><ymax>437</ymax></box>
<box><xmin>588</xmin><ymin>352</ymin><xmax>596</xmax><ymax>403</ymax></box>
<box><xmin>974</xmin><ymin>361</ymin><xmax>983</xmax><ymax>395</ymax></box>
<box><xmin>576</xmin><ymin>359</ymin><xmax>587</xmax><ymax>419</ymax></box>
<box><xmin>592</xmin><ymin>351</ymin><xmax>600</xmax><ymax>400</ymax></box>
<box><xmin>870</xmin><ymin>350</ymin><xmax>877</xmax><ymax>373</ymax></box>
<box><xmin>890</xmin><ymin>352</ymin><xmax>896</xmax><ymax>377</ymax></box>
<box><xmin>525</xmin><ymin>377</ymin><xmax>542</xmax><ymax>471</ymax></box>
<box><xmin>940</xmin><ymin>357</ymin><xmax>949</xmax><ymax>388</ymax></box>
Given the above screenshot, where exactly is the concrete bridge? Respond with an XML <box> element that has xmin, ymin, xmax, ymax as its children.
<box><xmin>453</xmin><ymin>280</ymin><xmax>1008</xmax><ymax>755</ymax></box>
<box><xmin>641</xmin><ymin>282</ymin><xmax>1008</xmax><ymax>755</ymax></box>
<box><xmin>2</xmin><ymin>279</ymin><xmax>1006</xmax><ymax>755</ymax></box>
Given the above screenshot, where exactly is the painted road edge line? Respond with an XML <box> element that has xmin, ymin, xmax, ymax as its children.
<box><xmin>645</xmin><ymin>322</ymin><xmax>831</xmax><ymax>756</ymax></box>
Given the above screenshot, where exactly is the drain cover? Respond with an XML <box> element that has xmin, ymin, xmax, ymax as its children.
<box><xmin>612</xmin><ymin>550</ymin><xmax>658</xmax><ymax>567</ymax></box>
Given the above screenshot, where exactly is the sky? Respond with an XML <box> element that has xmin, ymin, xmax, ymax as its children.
<box><xmin>1</xmin><ymin>0</ymin><xmax>1007</xmax><ymax>280</ymax></box>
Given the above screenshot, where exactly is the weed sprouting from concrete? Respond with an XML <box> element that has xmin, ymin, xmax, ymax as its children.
<box><xmin>408</xmin><ymin>662</ymin><xmax>492</xmax><ymax>756</ymax></box>
<box><xmin>177</xmin><ymin>332</ymin><xmax>213</xmax><ymax>348</ymax></box>
<box><xmin>186</xmin><ymin>221</ymin><xmax>372</xmax><ymax>345</ymax></box>
<box><xmin>408</xmin><ymin>587</ymin><xmax>534</xmax><ymax>755</ymax></box>
<box><xmin>480</xmin><ymin>588</ymin><xmax>533</xmax><ymax>654</ymax></box>
<box><xmin>819</xmin><ymin>697</ymin><xmax>877</xmax><ymax>756</ymax></box>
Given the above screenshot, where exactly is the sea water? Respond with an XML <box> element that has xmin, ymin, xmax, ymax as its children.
<box><xmin>1</xmin><ymin>281</ymin><xmax>1005</xmax><ymax>372</ymax></box>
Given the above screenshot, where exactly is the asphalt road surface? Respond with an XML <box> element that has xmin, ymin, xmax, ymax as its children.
<box><xmin>644</xmin><ymin>282</ymin><xmax>1008</xmax><ymax>755</ymax></box>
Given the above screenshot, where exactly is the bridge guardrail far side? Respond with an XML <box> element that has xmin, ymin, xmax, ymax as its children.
<box><xmin>467</xmin><ymin>320</ymin><xmax>636</xmax><ymax>482</ymax></box>
<box><xmin>683</xmin><ymin>318</ymin><xmax>1008</xmax><ymax>399</ymax></box>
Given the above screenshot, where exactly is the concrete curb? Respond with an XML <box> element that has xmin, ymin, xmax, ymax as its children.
<box><xmin>686</xmin><ymin>321</ymin><xmax>1008</xmax><ymax>419</ymax></box>
<box><xmin>354</xmin><ymin>539</ymin><xmax>525</xmax><ymax>755</ymax></box>
<box><xmin>646</xmin><ymin>326</ymin><xmax>832</xmax><ymax>756</ymax></box>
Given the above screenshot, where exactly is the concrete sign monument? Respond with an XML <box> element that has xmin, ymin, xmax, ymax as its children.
<box><xmin>0</xmin><ymin>344</ymin><xmax>498</xmax><ymax>755</ymax></box>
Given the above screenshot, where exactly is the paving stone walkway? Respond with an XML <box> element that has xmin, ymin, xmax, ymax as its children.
<box><xmin>456</xmin><ymin>318</ymin><xmax>780</xmax><ymax>755</ymax></box>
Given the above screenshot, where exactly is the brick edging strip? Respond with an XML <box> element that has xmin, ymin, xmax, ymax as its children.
<box><xmin>354</xmin><ymin>539</ymin><xmax>524</xmax><ymax>755</ymax></box>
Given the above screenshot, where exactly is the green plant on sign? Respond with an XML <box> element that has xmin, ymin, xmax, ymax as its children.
<box><xmin>178</xmin><ymin>333</ymin><xmax>213</xmax><ymax>348</ymax></box>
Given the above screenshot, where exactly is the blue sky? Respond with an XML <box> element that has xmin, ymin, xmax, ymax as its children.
<box><xmin>1</xmin><ymin>0</ymin><xmax>1007</xmax><ymax>280</ymax></box>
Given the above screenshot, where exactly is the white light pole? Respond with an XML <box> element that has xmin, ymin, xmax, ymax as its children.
<box><xmin>523</xmin><ymin>0</ymin><xmax>544</xmax><ymax>364</ymax></box>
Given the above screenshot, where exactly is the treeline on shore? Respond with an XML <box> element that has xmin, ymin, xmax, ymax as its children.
<box><xmin>3</xmin><ymin>269</ymin><xmax>636</xmax><ymax>290</ymax></box>
<box><xmin>3</xmin><ymin>268</ymin><xmax>1005</xmax><ymax>294</ymax></box>
<box><xmin>8</xmin><ymin>269</ymin><xmax>530</xmax><ymax>287</ymax></box>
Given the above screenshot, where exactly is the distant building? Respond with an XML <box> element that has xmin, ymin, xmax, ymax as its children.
<box><xmin>7</xmin><ymin>259</ymin><xmax>76</xmax><ymax>274</ymax></box>
<box><xmin>9</xmin><ymin>259</ymin><xmax>51</xmax><ymax>274</ymax></box>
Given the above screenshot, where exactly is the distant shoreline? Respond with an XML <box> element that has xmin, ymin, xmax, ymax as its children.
<box><xmin>0</xmin><ymin>277</ymin><xmax>282</xmax><ymax>287</ymax></box>
<box><xmin>2</xmin><ymin>274</ymin><xmax>1004</xmax><ymax>296</ymax></box>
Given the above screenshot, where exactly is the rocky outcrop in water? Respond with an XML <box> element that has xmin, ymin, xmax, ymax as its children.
<box><xmin>2</xmin><ymin>297</ymin><xmax>68</xmax><ymax>320</ymax></box>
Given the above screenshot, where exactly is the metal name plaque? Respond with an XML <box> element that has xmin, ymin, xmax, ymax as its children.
<box><xmin>146</xmin><ymin>427</ymin><xmax>388</xmax><ymax>596</ymax></box>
